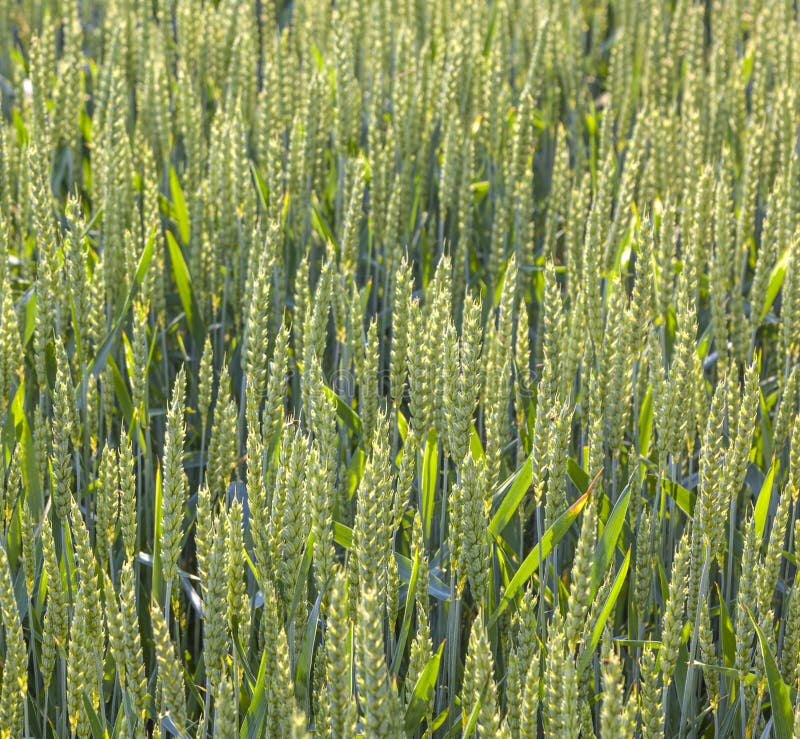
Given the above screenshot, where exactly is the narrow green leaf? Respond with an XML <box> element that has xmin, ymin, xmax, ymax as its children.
<box><xmin>489</xmin><ymin>489</ymin><xmax>590</xmax><ymax>626</ymax></box>
<box><xmin>391</xmin><ymin>550</ymin><xmax>420</xmax><ymax>675</ymax></box>
<box><xmin>638</xmin><ymin>386</ymin><xmax>653</xmax><ymax>457</ymax></box>
<box><xmin>240</xmin><ymin>648</ymin><xmax>269</xmax><ymax>739</ymax></box>
<box><xmin>577</xmin><ymin>548</ymin><xmax>631</xmax><ymax>674</ymax></box>
<box><xmin>81</xmin><ymin>692</ymin><xmax>108</xmax><ymax>739</ymax></box>
<box><xmin>754</xmin><ymin>458</ymin><xmax>778</xmax><ymax>540</ymax></box>
<box><xmin>470</xmin><ymin>426</ymin><xmax>485</xmax><ymax>464</ymax></box>
<box><xmin>84</xmin><ymin>225</ymin><xmax>156</xmax><ymax>387</ymax></box>
<box><xmin>160</xmin><ymin>716</ymin><xmax>184</xmax><ymax>738</ymax></box>
<box><xmin>431</xmin><ymin>708</ymin><xmax>449</xmax><ymax>733</ymax></box>
<box><xmin>717</xmin><ymin>694</ymin><xmax>741</xmax><ymax>739</ymax></box>
<box><xmin>345</xmin><ymin>448</ymin><xmax>366</xmax><ymax>499</ymax></box>
<box><xmin>295</xmin><ymin>588</ymin><xmax>324</xmax><ymax>711</ymax></box>
<box><xmin>22</xmin><ymin>288</ymin><xmax>36</xmax><ymax>346</ymax></box>
<box><xmin>287</xmin><ymin>532</ymin><xmax>315</xmax><ymax>632</ymax></box>
<box><xmin>404</xmin><ymin>640</ymin><xmax>444</xmax><ymax>733</ymax></box>
<box><xmin>109</xmin><ymin>357</ymin><xmax>134</xmax><ymax>430</ymax></box>
<box><xmin>310</xmin><ymin>42</ymin><xmax>324</xmax><ymax>70</ymax></box>
<box><xmin>9</xmin><ymin>379</ymin><xmax>41</xmax><ymax>518</ymax></box>
<box><xmin>689</xmin><ymin>661</ymin><xmax>757</xmax><ymax>680</ymax></box>
<box><xmin>674</xmin><ymin>640</ymin><xmax>689</xmax><ymax>707</ymax></box>
<box><xmin>396</xmin><ymin>409</ymin><xmax>409</xmax><ymax>443</ymax></box>
<box><xmin>333</xmin><ymin>521</ymin><xmax>353</xmax><ymax>550</ymax></box>
<box><xmin>231</xmin><ymin>625</ymin><xmax>257</xmax><ymax>689</ymax></box>
<box><xmin>717</xmin><ymin>584</ymin><xmax>735</xmax><ymax>668</ymax></box>
<box><xmin>761</xmin><ymin>245</ymin><xmax>791</xmax><ymax>320</ymax></box>
<box><xmin>463</xmin><ymin>699</ymin><xmax>481</xmax><ymax>738</ymax></box>
<box><xmin>250</xmin><ymin>162</ymin><xmax>270</xmax><ymax>213</ymax></box>
<box><xmin>489</xmin><ymin>457</ymin><xmax>533</xmax><ymax>536</ymax></box>
<box><xmin>323</xmin><ymin>385</ymin><xmax>363</xmax><ymax>435</ymax></box>
<box><xmin>590</xmin><ymin>483</ymin><xmax>631</xmax><ymax>597</ymax></box>
<box><xmin>110</xmin><ymin>704</ymin><xmax>124</xmax><ymax>739</ymax></box>
<box><xmin>311</xmin><ymin>203</ymin><xmax>336</xmax><ymax>244</ymax></box>
<box><xmin>169</xmin><ymin>166</ymin><xmax>190</xmax><ymax>244</ymax></box>
<box><xmin>166</xmin><ymin>229</ymin><xmax>205</xmax><ymax>342</ymax></box>
<box><xmin>472</xmin><ymin>181</ymin><xmax>490</xmax><ymax>197</ymax></box>
<box><xmin>739</xmin><ymin>48</ymin><xmax>754</xmax><ymax>85</ymax></box>
<box><xmin>567</xmin><ymin>458</ymin><xmax>591</xmax><ymax>493</ymax></box>
<box><xmin>611</xmin><ymin>638</ymin><xmax>662</xmax><ymax>649</ymax></box>
<box><xmin>396</xmin><ymin>554</ymin><xmax>450</xmax><ymax>601</ymax></box>
<box><xmin>421</xmin><ymin>430</ymin><xmax>438</xmax><ymax>545</ymax></box>
<box><xmin>748</xmin><ymin>607</ymin><xmax>793</xmax><ymax>739</ymax></box>
<box><xmin>166</xmin><ymin>229</ymin><xmax>191</xmax><ymax>315</ymax></box>
<box><xmin>664</xmin><ymin>478</ymin><xmax>695</xmax><ymax>517</ymax></box>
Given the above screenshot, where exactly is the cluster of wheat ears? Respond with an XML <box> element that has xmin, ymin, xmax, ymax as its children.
<box><xmin>0</xmin><ymin>0</ymin><xmax>799</xmax><ymax>736</ymax></box>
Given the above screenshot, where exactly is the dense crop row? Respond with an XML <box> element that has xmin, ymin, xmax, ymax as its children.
<box><xmin>0</xmin><ymin>0</ymin><xmax>799</xmax><ymax>736</ymax></box>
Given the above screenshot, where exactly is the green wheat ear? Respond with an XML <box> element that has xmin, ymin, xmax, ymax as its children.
<box><xmin>0</xmin><ymin>544</ymin><xmax>26</xmax><ymax>738</ymax></box>
<box><xmin>225</xmin><ymin>497</ymin><xmax>250</xmax><ymax>651</ymax></box>
<box><xmin>206</xmin><ymin>392</ymin><xmax>239</xmax><ymax>503</ymax></box>
<box><xmin>600</xmin><ymin>640</ymin><xmax>636</xmax><ymax>737</ymax></box>
<box><xmin>150</xmin><ymin>604</ymin><xmax>188</xmax><ymax>734</ymax></box>
<box><xmin>356</xmin><ymin>585</ymin><xmax>404</xmax><ymax>738</ymax></box>
<box><xmin>118</xmin><ymin>430</ymin><xmax>138</xmax><ymax>559</ymax></box>
<box><xmin>461</xmin><ymin>611</ymin><xmax>502</xmax><ymax>736</ymax></box>
<box><xmin>261</xmin><ymin>578</ymin><xmax>297</xmax><ymax>737</ymax></box>
<box><xmin>161</xmin><ymin>366</ymin><xmax>187</xmax><ymax>598</ymax></box>
<box><xmin>114</xmin><ymin>559</ymin><xmax>149</xmax><ymax>725</ymax></box>
<box><xmin>661</xmin><ymin>529</ymin><xmax>691</xmax><ymax>686</ymax></box>
<box><xmin>638</xmin><ymin>646</ymin><xmax>664</xmax><ymax>739</ymax></box>
<box><xmin>95</xmin><ymin>445</ymin><xmax>117</xmax><ymax>563</ymax></box>
<box><xmin>41</xmin><ymin>518</ymin><xmax>67</xmax><ymax>690</ymax></box>
<box><xmin>213</xmin><ymin>670</ymin><xmax>237</xmax><ymax>739</ymax></box>
<box><xmin>203</xmin><ymin>517</ymin><xmax>229</xmax><ymax>694</ymax></box>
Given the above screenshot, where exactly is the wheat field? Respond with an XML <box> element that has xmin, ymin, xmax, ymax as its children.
<box><xmin>0</xmin><ymin>0</ymin><xmax>799</xmax><ymax>736</ymax></box>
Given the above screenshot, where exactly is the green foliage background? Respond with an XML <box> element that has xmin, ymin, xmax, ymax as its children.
<box><xmin>0</xmin><ymin>0</ymin><xmax>798</xmax><ymax>736</ymax></box>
